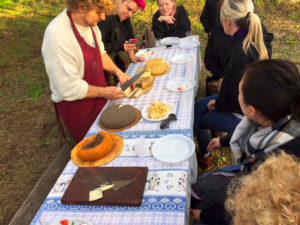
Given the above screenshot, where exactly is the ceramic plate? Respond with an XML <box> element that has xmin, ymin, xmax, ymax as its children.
<box><xmin>141</xmin><ymin>102</ymin><xmax>175</xmax><ymax>122</ymax></box>
<box><xmin>166</xmin><ymin>77</ymin><xmax>195</xmax><ymax>92</ymax></box>
<box><xmin>179</xmin><ymin>40</ymin><xmax>200</xmax><ymax>49</ymax></box>
<box><xmin>50</xmin><ymin>217</ymin><xmax>93</xmax><ymax>225</ymax></box>
<box><xmin>160</xmin><ymin>37</ymin><xmax>180</xmax><ymax>45</ymax></box>
<box><xmin>135</xmin><ymin>49</ymin><xmax>155</xmax><ymax>58</ymax></box>
<box><xmin>170</xmin><ymin>54</ymin><xmax>194</xmax><ymax>64</ymax></box>
<box><xmin>152</xmin><ymin>134</ymin><xmax>195</xmax><ymax>163</ymax></box>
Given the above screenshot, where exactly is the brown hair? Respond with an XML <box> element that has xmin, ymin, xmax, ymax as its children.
<box><xmin>65</xmin><ymin>0</ymin><xmax>118</xmax><ymax>15</ymax></box>
<box><xmin>242</xmin><ymin>59</ymin><xmax>300</xmax><ymax>123</ymax></box>
<box><xmin>220</xmin><ymin>0</ymin><xmax>268</xmax><ymax>60</ymax></box>
<box><xmin>226</xmin><ymin>152</ymin><xmax>300</xmax><ymax>225</ymax></box>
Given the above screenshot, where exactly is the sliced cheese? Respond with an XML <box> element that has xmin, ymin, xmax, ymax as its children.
<box><xmin>98</xmin><ymin>184</ymin><xmax>114</xmax><ymax>192</ymax></box>
<box><xmin>89</xmin><ymin>189</ymin><xmax>103</xmax><ymax>201</ymax></box>
<box><xmin>133</xmin><ymin>88</ymin><xmax>143</xmax><ymax>98</ymax></box>
<box><xmin>141</xmin><ymin>69</ymin><xmax>151</xmax><ymax>77</ymax></box>
<box><xmin>146</xmin><ymin>58</ymin><xmax>165</xmax><ymax>67</ymax></box>
<box><xmin>123</xmin><ymin>87</ymin><xmax>132</xmax><ymax>97</ymax></box>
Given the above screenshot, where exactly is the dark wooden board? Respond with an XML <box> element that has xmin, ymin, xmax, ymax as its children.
<box><xmin>61</xmin><ymin>167</ymin><xmax>148</xmax><ymax>207</ymax></box>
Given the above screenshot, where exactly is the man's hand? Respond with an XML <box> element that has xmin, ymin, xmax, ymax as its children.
<box><xmin>158</xmin><ymin>16</ymin><xmax>176</xmax><ymax>24</ymax></box>
<box><xmin>117</xmin><ymin>72</ymin><xmax>136</xmax><ymax>89</ymax></box>
<box><xmin>207</xmin><ymin>138</ymin><xmax>221</xmax><ymax>151</ymax></box>
<box><xmin>130</xmin><ymin>56</ymin><xmax>146</xmax><ymax>63</ymax></box>
<box><xmin>190</xmin><ymin>209</ymin><xmax>201</xmax><ymax>222</ymax></box>
<box><xmin>124</xmin><ymin>41</ymin><xmax>136</xmax><ymax>52</ymax></box>
<box><xmin>207</xmin><ymin>99</ymin><xmax>216</xmax><ymax>112</ymax></box>
<box><xmin>102</xmin><ymin>86</ymin><xmax>124</xmax><ymax>100</ymax></box>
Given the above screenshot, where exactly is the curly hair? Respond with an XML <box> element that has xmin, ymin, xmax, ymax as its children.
<box><xmin>226</xmin><ymin>152</ymin><xmax>300</xmax><ymax>225</ymax></box>
<box><xmin>65</xmin><ymin>0</ymin><xmax>118</xmax><ymax>15</ymax></box>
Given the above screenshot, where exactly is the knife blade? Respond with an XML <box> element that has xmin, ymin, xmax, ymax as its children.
<box><xmin>112</xmin><ymin>178</ymin><xmax>137</xmax><ymax>192</ymax></box>
<box><xmin>119</xmin><ymin>70</ymin><xmax>146</xmax><ymax>92</ymax></box>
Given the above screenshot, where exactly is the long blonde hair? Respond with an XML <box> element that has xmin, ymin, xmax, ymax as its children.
<box><xmin>226</xmin><ymin>152</ymin><xmax>300</xmax><ymax>225</ymax></box>
<box><xmin>221</xmin><ymin>0</ymin><xmax>268</xmax><ymax>60</ymax></box>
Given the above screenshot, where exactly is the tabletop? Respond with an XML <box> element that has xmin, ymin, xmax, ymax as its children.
<box><xmin>30</xmin><ymin>35</ymin><xmax>201</xmax><ymax>225</ymax></box>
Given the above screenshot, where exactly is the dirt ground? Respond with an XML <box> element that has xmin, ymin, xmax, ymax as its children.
<box><xmin>1</xmin><ymin>0</ymin><xmax>300</xmax><ymax>224</ymax></box>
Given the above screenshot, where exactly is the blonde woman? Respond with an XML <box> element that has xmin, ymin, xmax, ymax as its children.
<box><xmin>226</xmin><ymin>152</ymin><xmax>300</xmax><ymax>225</ymax></box>
<box><xmin>152</xmin><ymin>0</ymin><xmax>191</xmax><ymax>38</ymax></box>
<box><xmin>194</xmin><ymin>0</ymin><xmax>268</xmax><ymax>170</ymax></box>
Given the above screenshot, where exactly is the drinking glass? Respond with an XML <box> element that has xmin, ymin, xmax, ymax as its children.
<box><xmin>155</xmin><ymin>38</ymin><xmax>161</xmax><ymax>47</ymax></box>
<box><xmin>133</xmin><ymin>137</ymin><xmax>147</xmax><ymax>157</ymax></box>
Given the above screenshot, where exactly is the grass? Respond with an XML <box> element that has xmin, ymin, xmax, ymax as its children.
<box><xmin>0</xmin><ymin>0</ymin><xmax>300</xmax><ymax>224</ymax></box>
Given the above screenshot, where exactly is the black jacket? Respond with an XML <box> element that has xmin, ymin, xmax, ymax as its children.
<box><xmin>205</xmin><ymin>24</ymin><xmax>274</xmax><ymax>81</ymax></box>
<box><xmin>215</xmin><ymin>33</ymin><xmax>259</xmax><ymax>115</ymax></box>
<box><xmin>200</xmin><ymin>136</ymin><xmax>300</xmax><ymax>224</ymax></box>
<box><xmin>200</xmin><ymin>0</ymin><xmax>220</xmax><ymax>34</ymax></box>
<box><xmin>204</xmin><ymin>24</ymin><xmax>231</xmax><ymax>80</ymax></box>
<box><xmin>200</xmin><ymin>0</ymin><xmax>255</xmax><ymax>34</ymax></box>
<box><xmin>152</xmin><ymin>5</ymin><xmax>191</xmax><ymax>38</ymax></box>
<box><xmin>97</xmin><ymin>15</ymin><xmax>134</xmax><ymax>70</ymax></box>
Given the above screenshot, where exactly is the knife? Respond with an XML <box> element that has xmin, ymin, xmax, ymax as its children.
<box><xmin>112</xmin><ymin>178</ymin><xmax>137</xmax><ymax>192</ymax></box>
<box><xmin>119</xmin><ymin>70</ymin><xmax>146</xmax><ymax>92</ymax></box>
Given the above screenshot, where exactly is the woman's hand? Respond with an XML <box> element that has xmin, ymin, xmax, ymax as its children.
<box><xmin>207</xmin><ymin>138</ymin><xmax>221</xmax><ymax>151</ymax></box>
<box><xmin>207</xmin><ymin>100</ymin><xmax>216</xmax><ymax>112</ymax></box>
<box><xmin>130</xmin><ymin>56</ymin><xmax>146</xmax><ymax>63</ymax></box>
<box><xmin>124</xmin><ymin>41</ymin><xmax>136</xmax><ymax>52</ymax></box>
<box><xmin>190</xmin><ymin>209</ymin><xmax>201</xmax><ymax>222</ymax></box>
<box><xmin>158</xmin><ymin>16</ymin><xmax>176</xmax><ymax>24</ymax></box>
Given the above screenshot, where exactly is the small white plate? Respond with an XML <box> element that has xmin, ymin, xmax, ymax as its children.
<box><xmin>135</xmin><ymin>49</ymin><xmax>155</xmax><ymax>58</ymax></box>
<box><xmin>141</xmin><ymin>102</ymin><xmax>175</xmax><ymax>122</ymax></box>
<box><xmin>179</xmin><ymin>40</ymin><xmax>200</xmax><ymax>49</ymax></box>
<box><xmin>170</xmin><ymin>54</ymin><xmax>194</xmax><ymax>64</ymax></box>
<box><xmin>166</xmin><ymin>77</ymin><xmax>195</xmax><ymax>92</ymax></box>
<box><xmin>50</xmin><ymin>217</ymin><xmax>93</xmax><ymax>225</ymax></box>
<box><xmin>152</xmin><ymin>134</ymin><xmax>195</xmax><ymax>163</ymax></box>
<box><xmin>160</xmin><ymin>37</ymin><xmax>180</xmax><ymax>45</ymax></box>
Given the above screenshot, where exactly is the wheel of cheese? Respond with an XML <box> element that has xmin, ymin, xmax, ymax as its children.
<box><xmin>76</xmin><ymin>131</ymin><xmax>114</xmax><ymax>161</ymax></box>
<box><xmin>146</xmin><ymin>63</ymin><xmax>168</xmax><ymax>75</ymax></box>
<box><xmin>100</xmin><ymin>104</ymin><xmax>137</xmax><ymax>129</ymax></box>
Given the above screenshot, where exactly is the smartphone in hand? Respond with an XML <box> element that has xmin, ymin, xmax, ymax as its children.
<box><xmin>128</xmin><ymin>38</ymin><xmax>138</xmax><ymax>45</ymax></box>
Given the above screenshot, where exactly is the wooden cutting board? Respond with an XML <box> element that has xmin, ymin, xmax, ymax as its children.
<box><xmin>61</xmin><ymin>167</ymin><xmax>148</xmax><ymax>206</ymax></box>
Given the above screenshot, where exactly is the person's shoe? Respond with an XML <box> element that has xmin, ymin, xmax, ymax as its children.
<box><xmin>199</xmin><ymin>156</ymin><xmax>212</xmax><ymax>171</ymax></box>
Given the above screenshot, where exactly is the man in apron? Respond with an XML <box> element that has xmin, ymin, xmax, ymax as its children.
<box><xmin>42</xmin><ymin>0</ymin><xmax>134</xmax><ymax>142</ymax></box>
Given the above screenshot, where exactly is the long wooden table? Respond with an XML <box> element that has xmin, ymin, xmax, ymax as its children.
<box><xmin>30</xmin><ymin>35</ymin><xmax>201</xmax><ymax>225</ymax></box>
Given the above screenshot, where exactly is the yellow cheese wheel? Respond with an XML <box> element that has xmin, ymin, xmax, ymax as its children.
<box><xmin>146</xmin><ymin>58</ymin><xmax>165</xmax><ymax>67</ymax></box>
<box><xmin>146</xmin><ymin>63</ymin><xmax>168</xmax><ymax>75</ymax></box>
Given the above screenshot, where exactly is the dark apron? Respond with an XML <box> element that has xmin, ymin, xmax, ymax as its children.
<box><xmin>54</xmin><ymin>11</ymin><xmax>107</xmax><ymax>143</ymax></box>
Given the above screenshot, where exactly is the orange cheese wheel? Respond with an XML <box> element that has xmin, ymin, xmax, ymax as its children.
<box><xmin>76</xmin><ymin>131</ymin><xmax>114</xmax><ymax>161</ymax></box>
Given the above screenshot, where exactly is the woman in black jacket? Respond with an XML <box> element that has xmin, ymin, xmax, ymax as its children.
<box><xmin>194</xmin><ymin>0</ymin><xmax>269</xmax><ymax>170</ymax></box>
<box><xmin>98</xmin><ymin>0</ymin><xmax>146</xmax><ymax>85</ymax></box>
<box><xmin>152</xmin><ymin>0</ymin><xmax>191</xmax><ymax>38</ymax></box>
<box><xmin>191</xmin><ymin>59</ymin><xmax>300</xmax><ymax>224</ymax></box>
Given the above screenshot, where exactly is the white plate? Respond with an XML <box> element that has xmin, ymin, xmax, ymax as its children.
<box><xmin>179</xmin><ymin>40</ymin><xmax>200</xmax><ymax>49</ymax></box>
<box><xmin>50</xmin><ymin>217</ymin><xmax>93</xmax><ymax>225</ymax></box>
<box><xmin>152</xmin><ymin>134</ymin><xmax>195</xmax><ymax>163</ymax></box>
<box><xmin>166</xmin><ymin>77</ymin><xmax>195</xmax><ymax>92</ymax></box>
<box><xmin>170</xmin><ymin>54</ymin><xmax>194</xmax><ymax>64</ymax></box>
<box><xmin>135</xmin><ymin>49</ymin><xmax>155</xmax><ymax>58</ymax></box>
<box><xmin>160</xmin><ymin>37</ymin><xmax>180</xmax><ymax>45</ymax></box>
<box><xmin>141</xmin><ymin>102</ymin><xmax>175</xmax><ymax>122</ymax></box>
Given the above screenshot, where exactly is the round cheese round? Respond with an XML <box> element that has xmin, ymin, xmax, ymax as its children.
<box><xmin>100</xmin><ymin>104</ymin><xmax>137</xmax><ymax>129</ymax></box>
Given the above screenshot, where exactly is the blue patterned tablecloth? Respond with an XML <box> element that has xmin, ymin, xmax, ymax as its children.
<box><xmin>31</xmin><ymin>36</ymin><xmax>201</xmax><ymax>225</ymax></box>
